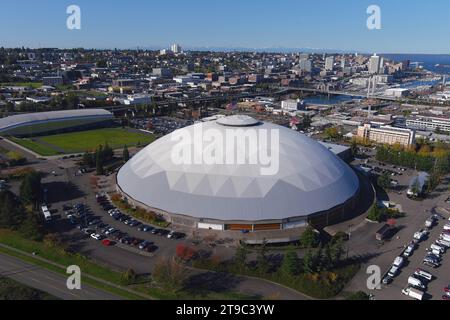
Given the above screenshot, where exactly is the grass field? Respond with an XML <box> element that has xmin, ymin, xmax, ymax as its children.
<box><xmin>9</xmin><ymin>128</ymin><xmax>156</xmax><ymax>156</ymax></box>
<box><xmin>9</xmin><ymin>137</ymin><xmax>59</xmax><ymax>156</ymax></box>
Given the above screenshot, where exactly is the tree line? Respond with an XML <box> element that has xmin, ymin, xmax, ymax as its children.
<box><xmin>82</xmin><ymin>143</ymin><xmax>130</xmax><ymax>176</ymax></box>
<box><xmin>0</xmin><ymin>171</ymin><xmax>44</xmax><ymax>241</ymax></box>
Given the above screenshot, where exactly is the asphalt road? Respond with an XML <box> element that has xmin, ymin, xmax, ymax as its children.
<box><xmin>0</xmin><ymin>253</ymin><xmax>121</xmax><ymax>300</ymax></box>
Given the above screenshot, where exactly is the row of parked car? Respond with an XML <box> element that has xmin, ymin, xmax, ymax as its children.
<box><xmin>106</xmin><ymin>208</ymin><xmax>185</xmax><ymax>239</ymax></box>
<box><xmin>380</xmin><ymin>213</ymin><xmax>450</xmax><ymax>300</ymax></box>
<box><xmin>95</xmin><ymin>193</ymin><xmax>186</xmax><ymax>246</ymax></box>
<box><xmin>66</xmin><ymin>201</ymin><xmax>159</xmax><ymax>253</ymax></box>
<box><xmin>402</xmin><ymin>214</ymin><xmax>450</xmax><ymax>300</ymax></box>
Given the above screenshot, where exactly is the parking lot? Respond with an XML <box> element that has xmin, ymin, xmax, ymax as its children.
<box><xmin>13</xmin><ymin>163</ymin><xmax>199</xmax><ymax>275</ymax></box>
<box><xmin>343</xmin><ymin>154</ymin><xmax>450</xmax><ymax>300</ymax></box>
<box><xmin>375</xmin><ymin>209</ymin><xmax>450</xmax><ymax>300</ymax></box>
<box><xmin>4</xmin><ymin>141</ymin><xmax>449</xmax><ymax>300</ymax></box>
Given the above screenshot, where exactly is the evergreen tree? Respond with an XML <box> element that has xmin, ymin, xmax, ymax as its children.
<box><xmin>19</xmin><ymin>212</ymin><xmax>44</xmax><ymax>241</ymax></box>
<box><xmin>102</xmin><ymin>142</ymin><xmax>114</xmax><ymax>162</ymax></box>
<box><xmin>299</xmin><ymin>226</ymin><xmax>320</xmax><ymax>248</ymax></box>
<box><xmin>256</xmin><ymin>242</ymin><xmax>269</xmax><ymax>275</ymax></box>
<box><xmin>303</xmin><ymin>249</ymin><xmax>315</xmax><ymax>274</ymax></box>
<box><xmin>329</xmin><ymin>238</ymin><xmax>344</xmax><ymax>267</ymax></box>
<box><xmin>350</xmin><ymin>140</ymin><xmax>358</xmax><ymax>157</ymax></box>
<box><xmin>281</xmin><ymin>246</ymin><xmax>300</xmax><ymax>276</ymax></box>
<box><xmin>19</xmin><ymin>171</ymin><xmax>42</xmax><ymax>208</ymax></box>
<box><xmin>0</xmin><ymin>190</ymin><xmax>24</xmax><ymax>229</ymax></box>
<box><xmin>123</xmin><ymin>145</ymin><xmax>130</xmax><ymax>162</ymax></box>
<box><xmin>82</xmin><ymin>152</ymin><xmax>94</xmax><ymax>167</ymax></box>
<box><xmin>234</xmin><ymin>244</ymin><xmax>248</xmax><ymax>270</ymax></box>
<box><xmin>377</xmin><ymin>172</ymin><xmax>391</xmax><ymax>190</ymax></box>
<box><xmin>96</xmin><ymin>145</ymin><xmax>104</xmax><ymax>176</ymax></box>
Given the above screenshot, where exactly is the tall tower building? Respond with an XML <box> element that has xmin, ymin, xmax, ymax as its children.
<box><xmin>171</xmin><ymin>43</ymin><xmax>182</xmax><ymax>53</ymax></box>
<box><xmin>325</xmin><ymin>56</ymin><xmax>335</xmax><ymax>71</ymax></box>
<box><xmin>369</xmin><ymin>54</ymin><xmax>381</xmax><ymax>74</ymax></box>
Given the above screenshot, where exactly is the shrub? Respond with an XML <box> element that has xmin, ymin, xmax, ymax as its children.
<box><xmin>6</xmin><ymin>151</ymin><xmax>27</xmax><ymax>166</ymax></box>
<box><xmin>367</xmin><ymin>204</ymin><xmax>386</xmax><ymax>222</ymax></box>
<box><xmin>120</xmin><ymin>268</ymin><xmax>137</xmax><ymax>285</ymax></box>
<box><xmin>299</xmin><ymin>226</ymin><xmax>320</xmax><ymax>248</ymax></box>
<box><xmin>176</xmin><ymin>244</ymin><xmax>196</xmax><ymax>261</ymax></box>
<box><xmin>346</xmin><ymin>291</ymin><xmax>370</xmax><ymax>300</ymax></box>
<box><xmin>110</xmin><ymin>193</ymin><xmax>122</xmax><ymax>202</ymax></box>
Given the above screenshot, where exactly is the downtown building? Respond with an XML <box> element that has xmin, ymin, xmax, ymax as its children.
<box><xmin>357</xmin><ymin>124</ymin><xmax>416</xmax><ymax>147</ymax></box>
<box><xmin>406</xmin><ymin>115</ymin><xmax>450</xmax><ymax>133</ymax></box>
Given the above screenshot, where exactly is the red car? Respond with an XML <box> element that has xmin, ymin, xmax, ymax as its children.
<box><xmin>444</xmin><ymin>286</ymin><xmax>450</xmax><ymax>293</ymax></box>
<box><xmin>442</xmin><ymin>295</ymin><xmax>450</xmax><ymax>300</ymax></box>
<box><xmin>102</xmin><ymin>239</ymin><xmax>113</xmax><ymax>246</ymax></box>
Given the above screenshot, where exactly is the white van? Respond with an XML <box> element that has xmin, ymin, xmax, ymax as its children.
<box><xmin>431</xmin><ymin>244</ymin><xmax>445</xmax><ymax>254</ymax></box>
<box><xmin>408</xmin><ymin>276</ymin><xmax>426</xmax><ymax>290</ymax></box>
<box><xmin>427</xmin><ymin>248</ymin><xmax>442</xmax><ymax>258</ymax></box>
<box><xmin>393</xmin><ymin>256</ymin><xmax>404</xmax><ymax>267</ymax></box>
<box><xmin>414</xmin><ymin>268</ymin><xmax>433</xmax><ymax>281</ymax></box>
<box><xmin>444</xmin><ymin>224</ymin><xmax>450</xmax><ymax>231</ymax></box>
<box><xmin>388</xmin><ymin>265</ymin><xmax>400</xmax><ymax>277</ymax></box>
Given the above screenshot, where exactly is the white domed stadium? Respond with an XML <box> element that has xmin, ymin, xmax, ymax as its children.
<box><xmin>117</xmin><ymin>116</ymin><xmax>360</xmax><ymax>232</ymax></box>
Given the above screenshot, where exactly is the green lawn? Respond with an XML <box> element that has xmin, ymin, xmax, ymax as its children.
<box><xmin>9</xmin><ymin>128</ymin><xmax>155</xmax><ymax>156</ymax></box>
<box><xmin>9</xmin><ymin>137</ymin><xmax>60</xmax><ymax>156</ymax></box>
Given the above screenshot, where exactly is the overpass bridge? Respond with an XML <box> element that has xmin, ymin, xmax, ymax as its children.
<box><xmin>102</xmin><ymin>86</ymin><xmax>401</xmax><ymax>115</ymax></box>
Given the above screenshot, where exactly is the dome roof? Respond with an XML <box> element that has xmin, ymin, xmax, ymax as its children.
<box><xmin>117</xmin><ymin>117</ymin><xmax>359</xmax><ymax>222</ymax></box>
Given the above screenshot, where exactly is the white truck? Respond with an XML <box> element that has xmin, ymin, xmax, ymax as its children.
<box><xmin>402</xmin><ymin>286</ymin><xmax>424</xmax><ymax>300</ymax></box>
<box><xmin>41</xmin><ymin>205</ymin><xmax>52</xmax><ymax>222</ymax></box>
<box><xmin>408</xmin><ymin>276</ymin><xmax>426</xmax><ymax>290</ymax></box>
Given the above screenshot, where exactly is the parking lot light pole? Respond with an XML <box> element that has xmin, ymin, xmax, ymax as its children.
<box><xmin>347</xmin><ymin>224</ymin><xmax>353</xmax><ymax>260</ymax></box>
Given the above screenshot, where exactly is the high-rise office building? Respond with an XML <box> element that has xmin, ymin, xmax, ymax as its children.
<box><xmin>299</xmin><ymin>53</ymin><xmax>310</xmax><ymax>60</ymax></box>
<box><xmin>369</xmin><ymin>54</ymin><xmax>381</xmax><ymax>74</ymax></box>
<box><xmin>325</xmin><ymin>56</ymin><xmax>335</xmax><ymax>71</ymax></box>
<box><xmin>299</xmin><ymin>58</ymin><xmax>313</xmax><ymax>73</ymax></box>
<box><xmin>171</xmin><ymin>43</ymin><xmax>182</xmax><ymax>53</ymax></box>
